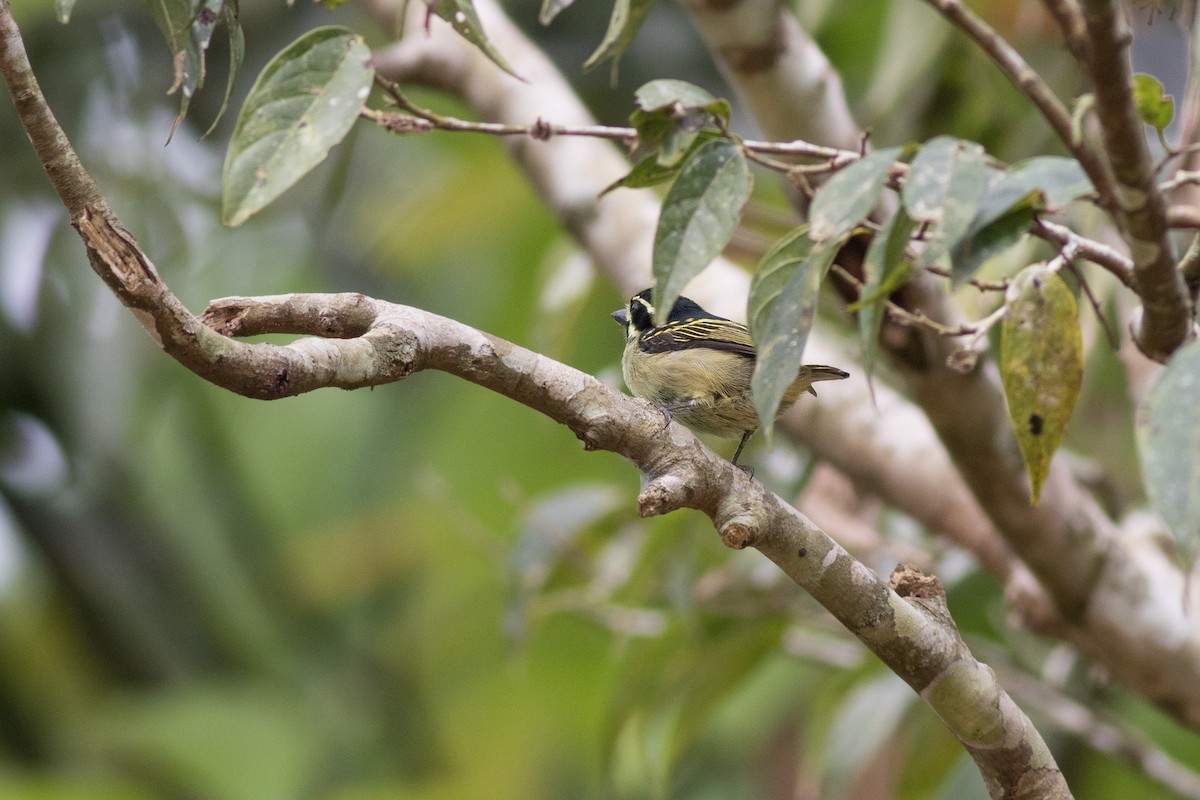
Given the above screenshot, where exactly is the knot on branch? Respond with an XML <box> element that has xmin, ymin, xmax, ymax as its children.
<box><xmin>638</xmin><ymin>474</ymin><xmax>691</xmax><ymax>517</ymax></box>
<box><xmin>890</xmin><ymin>563</ymin><xmax>945</xmax><ymax>602</ymax></box>
<box><xmin>719</xmin><ymin>521</ymin><xmax>754</xmax><ymax>549</ymax></box>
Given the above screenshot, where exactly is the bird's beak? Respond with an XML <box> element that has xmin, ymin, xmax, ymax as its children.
<box><xmin>611</xmin><ymin>308</ymin><xmax>629</xmax><ymax>326</ymax></box>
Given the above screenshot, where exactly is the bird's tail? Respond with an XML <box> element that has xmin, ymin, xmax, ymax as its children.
<box><xmin>795</xmin><ymin>365</ymin><xmax>850</xmax><ymax>397</ymax></box>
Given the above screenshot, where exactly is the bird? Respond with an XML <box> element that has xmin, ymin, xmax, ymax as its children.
<box><xmin>611</xmin><ymin>288</ymin><xmax>849</xmax><ymax>466</ymax></box>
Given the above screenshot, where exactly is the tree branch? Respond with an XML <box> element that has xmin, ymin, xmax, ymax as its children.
<box><xmin>0</xmin><ymin>3</ymin><xmax>1073</xmax><ymax>792</ymax></box>
<box><xmin>668</xmin><ymin>0</ymin><xmax>1200</xmax><ymax>730</ymax></box>
<box><xmin>922</xmin><ymin>0</ymin><xmax>1115</xmax><ymax>210</ymax></box>
<box><xmin>1080</xmin><ymin>0</ymin><xmax>1193</xmax><ymax>359</ymax></box>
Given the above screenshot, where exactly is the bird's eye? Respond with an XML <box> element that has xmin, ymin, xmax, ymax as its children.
<box><xmin>629</xmin><ymin>295</ymin><xmax>655</xmax><ymax>330</ymax></box>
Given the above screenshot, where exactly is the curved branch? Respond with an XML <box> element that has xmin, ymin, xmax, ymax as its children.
<box><xmin>0</xmin><ymin>3</ymin><xmax>1071</xmax><ymax>791</ymax></box>
<box><xmin>206</xmin><ymin>295</ymin><xmax>1068</xmax><ymax>799</ymax></box>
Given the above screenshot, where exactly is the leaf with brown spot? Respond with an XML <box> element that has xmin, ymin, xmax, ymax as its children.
<box><xmin>1000</xmin><ymin>265</ymin><xmax>1083</xmax><ymax>504</ymax></box>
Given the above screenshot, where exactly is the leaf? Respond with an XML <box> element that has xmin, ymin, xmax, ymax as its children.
<box><xmin>221</xmin><ymin>27</ymin><xmax>374</xmax><ymax>227</ymax></box>
<box><xmin>634</xmin><ymin>79</ymin><xmax>731</xmax><ymax>122</ymax></box>
<box><xmin>427</xmin><ymin>0</ymin><xmax>522</xmax><ymax>80</ymax></box>
<box><xmin>950</xmin><ymin>202</ymin><xmax>1035</xmax><ymax>284</ymax></box>
<box><xmin>902</xmin><ymin>136</ymin><xmax>986</xmax><ymax>266</ymax></box>
<box><xmin>809</xmin><ymin>147</ymin><xmax>903</xmax><ymax>242</ymax></box>
<box><xmin>1137</xmin><ymin>338</ymin><xmax>1200</xmax><ymax>558</ymax></box>
<box><xmin>748</xmin><ymin>227</ymin><xmax>812</xmax><ymax>331</ymax></box>
<box><xmin>629</xmin><ymin>81</ymin><xmax>730</xmax><ymax>167</ymax></box>
<box><xmin>976</xmin><ymin>157</ymin><xmax>1093</xmax><ymax>222</ymax></box>
<box><xmin>56</xmin><ymin>0</ymin><xmax>77</xmax><ymax>23</ymax></box>
<box><xmin>539</xmin><ymin>0</ymin><xmax>578</xmax><ymax>24</ymax></box>
<box><xmin>749</xmin><ymin>231</ymin><xmax>839</xmax><ymax>437</ymax></box>
<box><xmin>203</xmin><ymin>2</ymin><xmax>246</xmax><ymax>138</ymax></box>
<box><xmin>856</xmin><ymin>208</ymin><xmax>916</xmax><ymax>384</ymax></box>
<box><xmin>652</xmin><ymin>139</ymin><xmax>753</xmax><ymax>322</ymax></box>
<box><xmin>1000</xmin><ymin>265</ymin><xmax>1083</xmax><ymax>504</ymax></box>
<box><xmin>949</xmin><ymin>156</ymin><xmax>1091</xmax><ymax>282</ymax></box>
<box><xmin>584</xmin><ymin>0</ymin><xmax>657</xmax><ymax>75</ymax></box>
<box><xmin>1132</xmin><ymin>72</ymin><xmax>1174</xmax><ymax>134</ymax></box>
<box><xmin>143</xmin><ymin>0</ymin><xmax>230</xmax><ymax>137</ymax></box>
<box><xmin>601</xmin><ymin>154</ymin><xmax>683</xmax><ymax>195</ymax></box>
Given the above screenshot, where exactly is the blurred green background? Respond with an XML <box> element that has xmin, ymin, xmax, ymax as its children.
<box><xmin>1</xmin><ymin>1</ymin><xmax>1198</xmax><ymax>798</ymax></box>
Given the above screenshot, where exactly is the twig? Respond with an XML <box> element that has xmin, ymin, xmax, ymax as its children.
<box><xmin>1033</xmin><ymin>218</ymin><xmax>1135</xmax><ymax>288</ymax></box>
<box><xmin>1159</xmin><ymin>168</ymin><xmax>1200</xmax><ymax>193</ymax></box>
<box><xmin>1179</xmin><ymin>232</ymin><xmax>1200</xmax><ymax>306</ymax></box>
<box><xmin>924</xmin><ymin>266</ymin><xmax>1008</xmax><ymax>292</ymax></box>
<box><xmin>373</xmin><ymin>74</ymin><xmax>862</xmax><ymax>166</ymax></box>
<box><xmin>922</xmin><ymin>0</ymin><xmax>1115</xmax><ymax>208</ymax></box>
<box><xmin>831</xmin><ymin>263</ymin><xmax>976</xmax><ymax>337</ymax></box>
<box><xmin>1068</xmin><ymin>260</ymin><xmax>1121</xmax><ymax>348</ymax></box>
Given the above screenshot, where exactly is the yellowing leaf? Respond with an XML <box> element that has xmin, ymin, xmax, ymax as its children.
<box><xmin>1000</xmin><ymin>265</ymin><xmax>1083</xmax><ymax>504</ymax></box>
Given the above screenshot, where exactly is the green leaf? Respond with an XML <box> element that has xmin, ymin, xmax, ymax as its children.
<box><xmin>902</xmin><ymin>136</ymin><xmax>986</xmax><ymax>266</ymax></box>
<box><xmin>1132</xmin><ymin>72</ymin><xmax>1174</xmax><ymax>134</ymax></box>
<box><xmin>1000</xmin><ymin>265</ymin><xmax>1083</xmax><ymax>504</ymax></box>
<box><xmin>55</xmin><ymin>0</ymin><xmax>77</xmax><ymax>23</ymax></box>
<box><xmin>749</xmin><ymin>231</ymin><xmax>839</xmax><ymax>437</ymax></box>
<box><xmin>584</xmin><ymin>0</ymin><xmax>657</xmax><ymax>75</ymax></box>
<box><xmin>857</xmin><ymin>208</ymin><xmax>916</xmax><ymax>384</ymax></box>
<box><xmin>221</xmin><ymin>27</ymin><xmax>374</xmax><ymax>227</ymax></box>
<box><xmin>652</xmin><ymin>139</ymin><xmax>753</xmax><ymax>322</ymax></box>
<box><xmin>143</xmin><ymin>0</ymin><xmax>227</xmax><ymax>136</ymax></box>
<box><xmin>748</xmin><ymin>226</ymin><xmax>812</xmax><ymax>329</ymax></box>
<box><xmin>1137</xmin><ymin>338</ymin><xmax>1200</xmax><ymax>558</ymax></box>
<box><xmin>634</xmin><ymin>79</ymin><xmax>731</xmax><ymax>122</ymax></box>
<box><xmin>427</xmin><ymin>0</ymin><xmax>522</xmax><ymax>80</ymax></box>
<box><xmin>629</xmin><ymin>81</ymin><xmax>730</xmax><ymax>167</ymax></box>
<box><xmin>809</xmin><ymin>147</ymin><xmax>902</xmax><ymax>242</ymax></box>
<box><xmin>203</xmin><ymin>2</ymin><xmax>245</xmax><ymax>138</ymax></box>
<box><xmin>950</xmin><ymin>202</ymin><xmax>1036</xmax><ymax>283</ymax></box>
<box><xmin>601</xmin><ymin>154</ymin><xmax>683</xmax><ymax>195</ymax></box>
<box><xmin>976</xmin><ymin>157</ymin><xmax>1092</xmax><ymax>222</ymax></box>
<box><xmin>630</xmin><ymin>108</ymin><xmax>707</xmax><ymax>168</ymax></box>
<box><xmin>948</xmin><ymin>156</ymin><xmax>1091</xmax><ymax>282</ymax></box>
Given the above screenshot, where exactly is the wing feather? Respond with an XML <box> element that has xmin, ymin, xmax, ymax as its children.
<box><xmin>638</xmin><ymin>317</ymin><xmax>756</xmax><ymax>357</ymax></box>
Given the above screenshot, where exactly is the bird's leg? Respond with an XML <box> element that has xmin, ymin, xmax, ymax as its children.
<box><xmin>730</xmin><ymin>430</ymin><xmax>754</xmax><ymax>473</ymax></box>
<box><xmin>655</xmin><ymin>398</ymin><xmax>699</xmax><ymax>431</ymax></box>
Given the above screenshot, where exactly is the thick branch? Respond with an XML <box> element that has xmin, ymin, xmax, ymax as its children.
<box><xmin>0</xmin><ymin>3</ymin><xmax>1070</xmax><ymax>791</ymax></box>
<box><xmin>205</xmin><ymin>295</ymin><xmax>1067</xmax><ymax>799</ymax></box>
<box><xmin>1081</xmin><ymin>0</ymin><xmax>1193</xmax><ymax>359</ymax></box>
<box><xmin>671</xmin><ymin>0</ymin><xmax>1200</xmax><ymax>730</ymax></box>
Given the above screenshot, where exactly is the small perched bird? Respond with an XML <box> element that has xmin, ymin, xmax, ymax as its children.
<box><xmin>612</xmin><ymin>288</ymin><xmax>849</xmax><ymax>466</ymax></box>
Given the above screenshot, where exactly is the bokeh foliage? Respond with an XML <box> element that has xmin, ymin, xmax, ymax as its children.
<box><xmin>1</xmin><ymin>1</ymin><xmax>1198</xmax><ymax>798</ymax></box>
